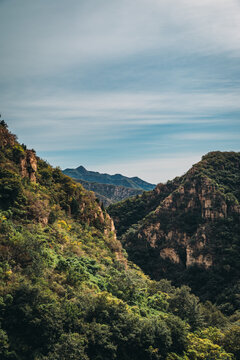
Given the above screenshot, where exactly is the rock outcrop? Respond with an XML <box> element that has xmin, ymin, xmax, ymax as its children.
<box><xmin>0</xmin><ymin>123</ymin><xmax>16</xmax><ymax>147</ymax></box>
<box><xmin>20</xmin><ymin>150</ymin><xmax>37</xmax><ymax>182</ymax></box>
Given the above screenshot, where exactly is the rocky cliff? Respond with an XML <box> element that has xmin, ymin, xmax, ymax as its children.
<box><xmin>20</xmin><ymin>149</ymin><xmax>38</xmax><ymax>182</ymax></box>
<box><xmin>109</xmin><ymin>152</ymin><xmax>240</xmax><ymax>313</ymax></box>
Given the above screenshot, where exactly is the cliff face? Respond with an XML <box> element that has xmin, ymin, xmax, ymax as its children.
<box><xmin>134</xmin><ymin>175</ymin><xmax>232</xmax><ymax>270</ymax></box>
<box><xmin>108</xmin><ymin>180</ymin><xmax>179</xmax><ymax>236</ymax></box>
<box><xmin>109</xmin><ymin>152</ymin><xmax>240</xmax><ymax>312</ymax></box>
<box><xmin>0</xmin><ymin>123</ymin><xmax>16</xmax><ymax>147</ymax></box>
<box><xmin>75</xmin><ymin>179</ymin><xmax>143</xmax><ymax>206</ymax></box>
<box><xmin>20</xmin><ymin>150</ymin><xmax>38</xmax><ymax>182</ymax></box>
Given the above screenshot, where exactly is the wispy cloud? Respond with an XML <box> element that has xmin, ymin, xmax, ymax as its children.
<box><xmin>1</xmin><ymin>89</ymin><xmax>238</xmax><ymax>152</ymax></box>
<box><xmin>0</xmin><ymin>0</ymin><xmax>240</xmax><ymax>80</ymax></box>
<box><xmin>170</xmin><ymin>132</ymin><xmax>240</xmax><ymax>141</ymax></box>
<box><xmin>0</xmin><ymin>0</ymin><xmax>239</xmax><ymax>182</ymax></box>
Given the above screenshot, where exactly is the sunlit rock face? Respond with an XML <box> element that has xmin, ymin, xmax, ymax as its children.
<box><xmin>20</xmin><ymin>150</ymin><xmax>37</xmax><ymax>182</ymax></box>
<box><xmin>125</xmin><ymin>173</ymin><xmax>235</xmax><ymax>273</ymax></box>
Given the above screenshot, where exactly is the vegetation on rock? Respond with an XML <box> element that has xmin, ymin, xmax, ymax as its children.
<box><xmin>108</xmin><ymin>152</ymin><xmax>240</xmax><ymax>315</ymax></box>
<box><xmin>73</xmin><ymin>179</ymin><xmax>143</xmax><ymax>206</ymax></box>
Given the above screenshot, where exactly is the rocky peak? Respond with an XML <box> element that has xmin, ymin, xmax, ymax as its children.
<box><xmin>0</xmin><ymin>123</ymin><xmax>16</xmax><ymax>147</ymax></box>
<box><xmin>76</xmin><ymin>165</ymin><xmax>87</xmax><ymax>172</ymax></box>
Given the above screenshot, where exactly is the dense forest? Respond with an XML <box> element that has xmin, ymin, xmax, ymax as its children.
<box><xmin>0</xmin><ymin>121</ymin><xmax>239</xmax><ymax>359</ymax></box>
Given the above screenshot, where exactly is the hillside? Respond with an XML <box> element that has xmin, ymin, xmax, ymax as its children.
<box><xmin>76</xmin><ymin>179</ymin><xmax>143</xmax><ymax>206</ymax></box>
<box><xmin>1</xmin><ymin>122</ymin><xmax>239</xmax><ymax>359</ymax></box>
<box><xmin>108</xmin><ymin>152</ymin><xmax>240</xmax><ymax>315</ymax></box>
<box><xmin>0</xmin><ymin>121</ymin><xmax>240</xmax><ymax>360</ymax></box>
<box><xmin>63</xmin><ymin>165</ymin><xmax>155</xmax><ymax>190</ymax></box>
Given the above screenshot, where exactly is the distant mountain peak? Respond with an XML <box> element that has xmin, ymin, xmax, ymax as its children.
<box><xmin>63</xmin><ymin>166</ymin><xmax>156</xmax><ymax>191</ymax></box>
<box><xmin>76</xmin><ymin>165</ymin><xmax>87</xmax><ymax>172</ymax></box>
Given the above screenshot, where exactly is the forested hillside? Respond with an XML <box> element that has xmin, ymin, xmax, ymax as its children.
<box><xmin>108</xmin><ymin>152</ymin><xmax>240</xmax><ymax>316</ymax></box>
<box><xmin>0</xmin><ymin>122</ymin><xmax>239</xmax><ymax>360</ymax></box>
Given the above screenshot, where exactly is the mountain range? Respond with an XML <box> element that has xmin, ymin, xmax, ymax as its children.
<box><xmin>63</xmin><ymin>165</ymin><xmax>155</xmax><ymax>206</ymax></box>
<box><xmin>63</xmin><ymin>165</ymin><xmax>155</xmax><ymax>190</ymax></box>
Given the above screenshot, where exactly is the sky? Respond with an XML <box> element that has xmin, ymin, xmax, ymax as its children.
<box><xmin>0</xmin><ymin>0</ymin><xmax>239</xmax><ymax>184</ymax></box>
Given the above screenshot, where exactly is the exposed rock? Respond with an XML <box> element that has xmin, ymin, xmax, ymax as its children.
<box><xmin>20</xmin><ymin>150</ymin><xmax>37</xmax><ymax>182</ymax></box>
<box><xmin>126</xmin><ymin>174</ymin><xmax>231</xmax><ymax>272</ymax></box>
<box><xmin>110</xmin><ymin>151</ymin><xmax>240</xmax><ymax>309</ymax></box>
<box><xmin>160</xmin><ymin>248</ymin><xmax>180</xmax><ymax>264</ymax></box>
<box><xmin>0</xmin><ymin>126</ymin><xmax>16</xmax><ymax>147</ymax></box>
<box><xmin>186</xmin><ymin>245</ymin><xmax>212</xmax><ymax>269</ymax></box>
<box><xmin>162</xmin><ymin>194</ymin><xmax>173</xmax><ymax>209</ymax></box>
<box><xmin>104</xmin><ymin>212</ymin><xmax>117</xmax><ymax>241</ymax></box>
<box><xmin>76</xmin><ymin>180</ymin><xmax>144</xmax><ymax>206</ymax></box>
<box><xmin>104</xmin><ymin>212</ymin><xmax>127</xmax><ymax>267</ymax></box>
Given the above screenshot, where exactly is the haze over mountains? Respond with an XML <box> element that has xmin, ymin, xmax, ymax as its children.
<box><xmin>63</xmin><ymin>165</ymin><xmax>155</xmax><ymax>206</ymax></box>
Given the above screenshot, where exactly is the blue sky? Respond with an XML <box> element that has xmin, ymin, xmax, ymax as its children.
<box><xmin>0</xmin><ymin>0</ymin><xmax>239</xmax><ymax>183</ymax></box>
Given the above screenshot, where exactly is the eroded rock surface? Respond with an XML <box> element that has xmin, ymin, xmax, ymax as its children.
<box><xmin>20</xmin><ymin>150</ymin><xmax>37</xmax><ymax>182</ymax></box>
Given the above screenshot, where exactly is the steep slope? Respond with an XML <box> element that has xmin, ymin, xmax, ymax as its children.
<box><xmin>73</xmin><ymin>179</ymin><xmax>143</xmax><ymax>206</ymax></box>
<box><xmin>109</xmin><ymin>152</ymin><xmax>240</xmax><ymax>314</ymax></box>
<box><xmin>1</xmin><ymin>122</ymin><xmax>238</xmax><ymax>359</ymax></box>
<box><xmin>63</xmin><ymin>165</ymin><xmax>155</xmax><ymax>190</ymax></box>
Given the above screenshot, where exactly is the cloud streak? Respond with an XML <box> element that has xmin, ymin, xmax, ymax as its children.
<box><xmin>1</xmin><ymin>0</ymin><xmax>240</xmax><ymax>79</ymax></box>
<box><xmin>0</xmin><ymin>0</ymin><xmax>239</xmax><ymax>182</ymax></box>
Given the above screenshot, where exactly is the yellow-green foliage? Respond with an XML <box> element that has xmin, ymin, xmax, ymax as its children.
<box><xmin>186</xmin><ymin>332</ymin><xmax>233</xmax><ymax>360</ymax></box>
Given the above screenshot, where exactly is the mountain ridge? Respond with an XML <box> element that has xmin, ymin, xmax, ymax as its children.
<box><xmin>63</xmin><ymin>165</ymin><xmax>156</xmax><ymax>190</ymax></box>
<box><xmin>108</xmin><ymin>151</ymin><xmax>240</xmax><ymax>314</ymax></box>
